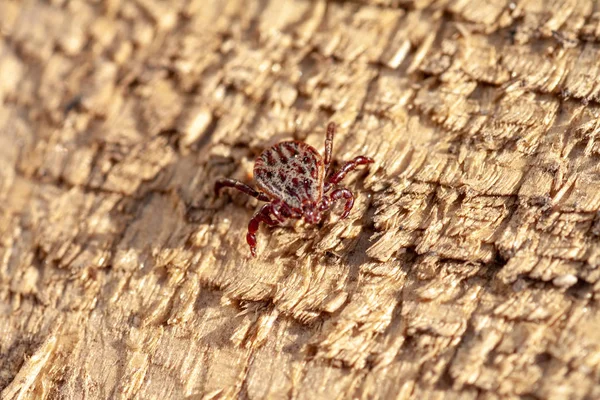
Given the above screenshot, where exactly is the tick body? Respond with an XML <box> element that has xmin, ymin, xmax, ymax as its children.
<box><xmin>215</xmin><ymin>122</ymin><xmax>374</xmax><ymax>256</ymax></box>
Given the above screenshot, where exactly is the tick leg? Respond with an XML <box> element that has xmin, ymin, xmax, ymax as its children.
<box><xmin>324</xmin><ymin>122</ymin><xmax>336</xmax><ymax>175</ymax></box>
<box><xmin>214</xmin><ymin>178</ymin><xmax>270</xmax><ymax>201</ymax></box>
<box><xmin>271</xmin><ymin>200</ymin><xmax>299</xmax><ymax>222</ymax></box>
<box><xmin>330</xmin><ymin>188</ymin><xmax>354</xmax><ymax>219</ymax></box>
<box><xmin>247</xmin><ymin>203</ymin><xmax>280</xmax><ymax>257</ymax></box>
<box><xmin>325</xmin><ymin>156</ymin><xmax>374</xmax><ymax>191</ymax></box>
<box><xmin>270</xmin><ymin>200</ymin><xmax>287</xmax><ymax>223</ymax></box>
<box><xmin>318</xmin><ymin>196</ymin><xmax>331</xmax><ymax>212</ymax></box>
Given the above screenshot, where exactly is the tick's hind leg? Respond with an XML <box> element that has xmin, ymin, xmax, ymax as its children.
<box><xmin>215</xmin><ymin>178</ymin><xmax>269</xmax><ymax>201</ymax></box>
<box><xmin>330</xmin><ymin>188</ymin><xmax>355</xmax><ymax>219</ymax></box>
<box><xmin>247</xmin><ymin>203</ymin><xmax>281</xmax><ymax>257</ymax></box>
<box><xmin>325</xmin><ymin>156</ymin><xmax>374</xmax><ymax>190</ymax></box>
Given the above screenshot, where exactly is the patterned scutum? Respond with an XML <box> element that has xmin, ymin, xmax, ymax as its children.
<box><xmin>254</xmin><ymin>141</ymin><xmax>325</xmax><ymax>210</ymax></box>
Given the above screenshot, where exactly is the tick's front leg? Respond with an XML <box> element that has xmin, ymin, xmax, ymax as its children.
<box><xmin>247</xmin><ymin>203</ymin><xmax>280</xmax><ymax>257</ymax></box>
<box><xmin>215</xmin><ymin>178</ymin><xmax>270</xmax><ymax>201</ymax></box>
<box><xmin>325</xmin><ymin>156</ymin><xmax>374</xmax><ymax>191</ymax></box>
<box><xmin>330</xmin><ymin>188</ymin><xmax>355</xmax><ymax>219</ymax></box>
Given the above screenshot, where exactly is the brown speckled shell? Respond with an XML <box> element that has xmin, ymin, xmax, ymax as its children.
<box><xmin>254</xmin><ymin>141</ymin><xmax>324</xmax><ymax>209</ymax></box>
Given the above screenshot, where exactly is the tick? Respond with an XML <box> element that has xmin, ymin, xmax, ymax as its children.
<box><xmin>215</xmin><ymin>122</ymin><xmax>374</xmax><ymax>257</ymax></box>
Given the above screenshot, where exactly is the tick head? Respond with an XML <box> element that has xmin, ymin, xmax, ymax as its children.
<box><xmin>302</xmin><ymin>201</ymin><xmax>321</xmax><ymax>224</ymax></box>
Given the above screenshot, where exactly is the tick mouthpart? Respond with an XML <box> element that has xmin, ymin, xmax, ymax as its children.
<box><xmin>302</xmin><ymin>202</ymin><xmax>321</xmax><ymax>224</ymax></box>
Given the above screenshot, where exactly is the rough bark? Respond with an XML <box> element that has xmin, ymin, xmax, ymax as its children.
<box><xmin>1</xmin><ymin>0</ymin><xmax>600</xmax><ymax>399</ymax></box>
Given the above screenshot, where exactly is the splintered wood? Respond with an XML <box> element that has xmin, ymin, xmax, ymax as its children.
<box><xmin>1</xmin><ymin>0</ymin><xmax>600</xmax><ymax>399</ymax></box>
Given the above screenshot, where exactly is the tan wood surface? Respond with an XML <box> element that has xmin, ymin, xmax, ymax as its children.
<box><xmin>1</xmin><ymin>0</ymin><xmax>600</xmax><ymax>399</ymax></box>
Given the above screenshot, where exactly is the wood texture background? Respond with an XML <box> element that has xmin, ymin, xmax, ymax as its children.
<box><xmin>1</xmin><ymin>0</ymin><xmax>600</xmax><ymax>399</ymax></box>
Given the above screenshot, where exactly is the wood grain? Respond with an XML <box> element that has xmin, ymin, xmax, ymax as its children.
<box><xmin>1</xmin><ymin>0</ymin><xmax>600</xmax><ymax>399</ymax></box>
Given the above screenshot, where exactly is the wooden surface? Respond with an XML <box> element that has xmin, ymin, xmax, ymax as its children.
<box><xmin>1</xmin><ymin>0</ymin><xmax>600</xmax><ymax>399</ymax></box>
